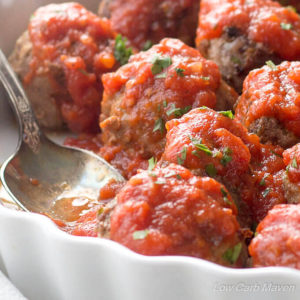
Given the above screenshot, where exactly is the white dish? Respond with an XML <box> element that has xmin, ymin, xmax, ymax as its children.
<box><xmin>0</xmin><ymin>1</ymin><xmax>300</xmax><ymax>299</ymax></box>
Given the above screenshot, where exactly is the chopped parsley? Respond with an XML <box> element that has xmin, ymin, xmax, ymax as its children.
<box><xmin>155</xmin><ymin>179</ymin><xmax>166</xmax><ymax>185</ymax></box>
<box><xmin>133</xmin><ymin>230</ymin><xmax>149</xmax><ymax>240</ymax></box>
<box><xmin>114</xmin><ymin>34</ymin><xmax>133</xmax><ymax>65</ymax></box>
<box><xmin>271</xmin><ymin>150</ymin><xmax>282</xmax><ymax>157</ymax></box>
<box><xmin>151</xmin><ymin>55</ymin><xmax>172</xmax><ymax>75</ymax></box>
<box><xmin>266</xmin><ymin>60</ymin><xmax>277</xmax><ymax>71</ymax></box>
<box><xmin>78</xmin><ymin>69</ymin><xmax>89</xmax><ymax>76</ymax></box>
<box><xmin>200</xmin><ymin>76</ymin><xmax>210</xmax><ymax>81</ymax></box>
<box><xmin>177</xmin><ymin>146</ymin><xmax>187</xmax><ymax>165</ymax></box>
<box><xmin>148</xmin><ymin>157</ymin><xmax>157</xmax><ymax>171</ymax></box>
<box><xmin>221</xmin><ymin>187</ymin><xmax>231</xmax><ymax>205</ymax></box>
<box><xmin>292</xmin><ymin>157</ymin><xmax>298</xmax><ymax>168</ymax></box>
<box><xmin>175</xmin><ymin>68</ymin><xmax>185</xmax><ymax>77</ymax></box>
<box><xmin>142</xmin><ymin>40</ymin><xmax>153</xmax><ymax>51</ymax></box>
<box><xmin>219</xmin><ymin>110</ymin><xmax>234</xmax><ymax>120</ymax></box>
<box><xmin>163</xmin><ymin>100</ymin><xmax>168</xmax><ymax>108</ymax></box>
<box><xmin>262</xmin><ymin>188</ymin><xmax>271</xmax><ymax>198</ymax></box>
<box><xmin>205</xmin><ymin>164</ymin><xmax>217</xmax><ymax>177</ymax></box>
<box><xmin>220</xmin><ymin>147</ymin><xmax>233</xmax><ymax>166</ymax></box>
<box><xmin>153</xmin><ymin>118</ymin><xmax>165</xmax><ymax>133</ymax></box>
<box><xmin>155</xmin><ymin>72</ymin><xmax>167</xmax><ymax>79</ymax></box>
<box><xmin>280</xmin><ymin>22</ymin><xmax>293</xmax><ymax>30</ymax></box>
<box><xmin>166</xmin><ymin>104</ymin><xmax>191</xmax><ymax>118</ymax></box>
<box><xmin>259</xmin><ymin>173</ymin><xmax>270</xmax><ymax>186</ymax></box>
<box><xmin>231</xmin><ymin>56</ymin><xmax>241</xmax><ymax>65</ymax></box>
<box><xmin>176</xmin><ymin>174</ymin><xmax>182</xmax><ymax>180</ymax></box>
<box><xmin>189</xmin><ymin>136</ymin><xmax>213</xmax><ymax>156</ymax></box>
<box><xmin>223</xmin><ymin>243</ymin><xmax>242</xmax><ymax>264</ymax></box>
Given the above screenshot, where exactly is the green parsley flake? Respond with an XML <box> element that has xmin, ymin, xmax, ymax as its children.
<box><xmin>153</xmin><ymin>118</ymin><xmax>165</xmax><ymax>133</ymax></box>
<box><xmin>223</xmin><ymin>242</ymin><xmax>242</xmax><ymax>264</ymax></box>
<box><xmin>231</xmin><ymin>56</ymin><xmax>241</xmax><ymax>65</ymax></box>
<box><xmin>219</xmin><ymin>110</ymin><xmax>234</xmax><ymax>119</ymax></box>
<box><xmin>155</xmin><ymin>72</ymin><xmax>167</xmax><ymax>79</ymax></box>
<box><xmin>281</xmin><ymin>22</ymin><xmax>293</xmax><ymax>30</ymax></box>
<box><xmin>292</xmin><ymin>157</ymin><xmax>298</xmax><ymax>168</ymax></box>
<box><xmin>221</xmin><ymin>187</ymin><xmax>231</xmax><ymax>205</ymax></box>
<box><xmin>262</xmin><ymin>188</ymin><xmax>271</xmax><ymax>198</ymax></box>
<box><xmin>220</xmin><ymin>147</ymin><xmax>232</xmax><ymax>166</ymax></box>
<box><xmin>151</xmin><ymin>55</ymin><xmax>172</xmax><ymax>75</ymax></box>
<box><xmin>176</xmin><ymin>174</ymin><xmax>182</xmax><ymax>180</ymax></box>
<box><xmin>114</xmin><ymin>34</ymin><xmax>133</xmax><ymax>65</ymax></box>
<box><xmin>200</xmin><ymin>76</ymin><xmax>210</xmax><ymax>81</ymax></box>
<box><xmin>259</xmin><ymin>173</ymin><xmax>270</xmax><ymax>186</ymax></box>
<box><xmin>271</xmin><ymin>150</ymin><xmax>282</xmax><ymax>157</ymax></box>
<box><xmin>266</xmin><ymin>60</ymin><xmax>277</xmax><ymax>71</ymax></box>
<box><xmin>205</xmin><ymin>164</ymin><xmax>217</xmax><ymax>177</ymax></box>
<box><xmin>175</xmin><ymin>68</ymin><xmax>185</xmax><ymax>77</ymax></box>
<box><xmin>148</xmin><ymin>157</ymin><xmax>157</xmax><ymax>171</ymax></box>
<box><xmin>163</xmin><ymin>100</ymin><xmax>168</xmax><ymax>108</ymax></box>
<box><xmin>177</xmin><ymin>146</ymin><xmax>187</xmax><ymax>165</ymax></box>
<box><xmin>155</xmin><ymin>179</ymin><xmax>166</xmax><ymax>185</ymax></box>
<box><xmin>189</xmin><ymin>136</ymin><xmax>213</xmax><ymax>156</ymax></box>
<box><xmin>133</xmin><ymin>230</ymin><xmax>149</xmax><ymax>240</ymax></box>
<box><xmin>166</xmin><ymin>103</ymin><xmax>191</xmax><ymax>118</ymax></box>
<box><xmin>142</xmin><ymin>40</ymin><xmax>153</xmax><ymax>51</ymax></box>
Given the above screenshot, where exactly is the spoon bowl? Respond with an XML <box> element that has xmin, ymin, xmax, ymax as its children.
<box><xmin>0</xmin><ymin>49</ymin><xmax>124</xmax><ymax>218</ymax></box>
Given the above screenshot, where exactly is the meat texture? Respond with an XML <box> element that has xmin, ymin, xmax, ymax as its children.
<box><xmin>196</xmin><ymin>0</ymin><xmax>300</xmax><ymax>93</ymax></box>
<box><xmin>98</xmin><ymin>0</ymin><xmax>200</xmax><ymax>49</ymax></box>
<box><xmin>236</xmin><ymin>61</ymin><xmax>300</xmax><ymax>149</ymax></box>
<box><xmin>99</xmin><ymin>38</ymin><xmax>238</xmax><ymax>179</ymax></box>
<box><xmin>9</xmin><ymin>3</ymin><xmax>120</xmax><ymax>133</ymax></box>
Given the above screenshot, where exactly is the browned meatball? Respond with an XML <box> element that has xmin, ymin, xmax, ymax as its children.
<box><xmin>99</xmin><ymin>38</ymin><xmax>238</xmax><ymax>179</ymax></box>
<box><xmin>196</xmin><ymin>0</ymin><xmax>300</xmax><ymax>93</ymax></box>
<box><xmin>10</xmin><ymin>3</ymin><xmax>121</xmax><ymax>133</ymax></box>
<box><xmin>235</xmin><ymin>61</ymin><xmax>300</xmax><ymax>149</ymax></box>
<box><xmin>99</xmin><ymin>163</ymin><xmax>247</xmax><ymax>267</ymax></box>
<box><xmin>98</xmin><ymin>0</ymin><xmax>200</xmax><ymax>49</ymax></box>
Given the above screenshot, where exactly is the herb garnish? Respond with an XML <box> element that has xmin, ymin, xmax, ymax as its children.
<box><xmin>200</xmin><ymin>76</ymin><xmax>210</xmax><ymax>81</ymax></box>
<box><xmin>142</xmin><ymin>40</ymin><xmax>153</xmax><ymax>51</ymax></box>
<box><xmin>223</xmin><ymin>243</ymin><xmax>242</xmax><ymax>264</ymax></box>
<box><xmin>148</xmin><ymin>157</ymin><xmax>157</xmax><ymax>171</ymax></box>
<box><xmin>153</xmin><ymin>118</ymin><xmax>165</xmax><ymax>133</ymax></box>
<box><xmin>151</xmin><ymin>55</ymin><xmax>172</xmax><ymax>76</ymax></box>
<box><xmin>281</xmin><ymin>22</ymin><xmax>293</xmax><ymax>30</ymax></box>
<box><xmin>133</xmin><ymin>230</ymin><xmax>149</xmax><ymax>240</ymax></box>
<box><xmin>205</xmin><ymin>164</ymin><xmax>217</xmax><ymax>177</ymax></box>
<box><xmin>177</xmin><ymin>146</ymin><xmax>187</xmax><ymax>165</ymax></box>
<box><xmin>166</xmin><ymin>104</ymin><xmax>191</xmax><ymax>118</ymax></box>
<box><xmin>175</xmin><ymin>68</ymin><xmax>185</xmax><ymax>77</ymax></box>
<box><xmin>262</xmin><ymin>188</ymin><xmax>271</xmax><ymax>198</ymax></box>
<box><xmin>221</xmin><ymin>187</ymin><xmax>231</xmax><ymax>205</ymax></box>
<box><xmin>220</xmin><ymin>147</ymin><xmax>233</xmax><ymax>166</ymax></box>
<box><xmin>259</xmin><ymin>173</ymin><xmax>270</xmax><ymax>186</ymax></box>
<box><xmin>114</xmin><ymin>34</ymin><xmax>133</xmax><ymax>65</ymax></box>
<box><xmin>266</xmin><ymin>60</ymin><xmax>277</xmax><ymax>71</ymax></box>
<box><xmin>292</xmin><ymin>157</ymin><xmax>298</xmax><ymax>168</ymax></box>
<box><xmin>189</xmin><ymin>137</ymin><xmax>213</xmax><ymax>156</ymax></box>
<box><xmin>219</xmin><ymin>110</ymin><xmax>234</xmax><ymax>120</ymax></box>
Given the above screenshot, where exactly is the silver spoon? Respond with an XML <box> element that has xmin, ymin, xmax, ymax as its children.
<box><xmin>0</xmin><ymin>49</ymin><xmax>124</xmax><ymax>219</ymax></box>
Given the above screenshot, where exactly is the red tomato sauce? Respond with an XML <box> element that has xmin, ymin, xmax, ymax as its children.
<box><xmin>28</xmin><ymin>3</ymin><xmax>117</xmax><ymax>133</ymax></box>
<box><xmin>109</xmin><ymin>163</ymin><xmax>247</xmax><ymax>266</ymax></box>
<box><xmin>249</xmin><ymin>204</ymin><xmax>300</xmax><ymax>269</ymax></box>
<box><xmin>100</xmin><ymin>38</ymin><xmax>226</xmax><ymax>179</ymax></box>
<box><xmin>236</xmin><ymin>61</ymin><xmax>300</xmax><ymax>137</ymax></box>
<box><xmin>196</xmin><ymin>0</ymin><xmax>300</xmax><ymax>60</ymax></box>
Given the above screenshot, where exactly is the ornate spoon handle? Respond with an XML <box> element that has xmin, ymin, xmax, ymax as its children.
<box><xmin>0</xmin><ymin>49</ymin><xmax>41</xmax><ymax>153</ymax></box>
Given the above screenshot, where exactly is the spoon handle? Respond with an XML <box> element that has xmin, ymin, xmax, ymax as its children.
<box><xmin>0</xmin><ymin>49</ymin><xmax>41</xmax><ymax>153</ymax></box>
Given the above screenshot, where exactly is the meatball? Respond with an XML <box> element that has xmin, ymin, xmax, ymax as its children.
<box><xmin>282</xmin><ymin>144</ymin><xmax>300</xmax><ymax>204</ymax></box>
<box><xmin>196</xmin><ymin>0</ymin><xmax>300</xmax><ymax>92</ymax></box>
<box><xmin>249</xmin><ymin>204</ymin><xmax>300</xmax><ymax>269</ymax></box>
<box><xmin>160</xmin><ymin>107</ymin><xmax>286</xmax><ymax>226</ymax></box>
<box><xmin>98</xmin><ymin>0</ymin><xmax>200</xmax><ymax>49</ymax></box>
<box><xmin>235</xmin><ymin>61</ymin><xmax>300</xmax><ymax>149</ymax></box>
<box><xmin>9</xmin><ymin>3</ymin><xmax>120</xmax><ymax>133</ymax></box>
<box><xmin>100</xmin><ymin>163</ymin><xmax>247</xmax><ymax>267</ymax></box>
<box><xmin>100</xmin><ymin>38</ymin><xmax>238</xmax><ymax>179</ymax></box>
